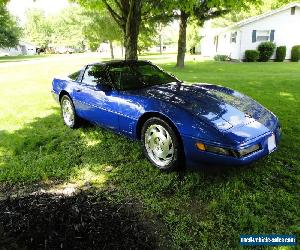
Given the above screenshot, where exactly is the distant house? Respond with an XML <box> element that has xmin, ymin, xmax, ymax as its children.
<box><xmin>0</xmin><ymin>41</ymin><xmax>36</xmax><ymax>56</ymax></box>
<box><xmin>200</xmin><ymin>2</ymin><xmax>300</xmax><ymax>60</ymax></box>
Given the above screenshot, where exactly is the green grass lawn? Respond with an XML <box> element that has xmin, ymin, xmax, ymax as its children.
<box><xmin>0</xmin><ymin>55</ymin><xmax>299</xmax><ymax>249</ymax></box>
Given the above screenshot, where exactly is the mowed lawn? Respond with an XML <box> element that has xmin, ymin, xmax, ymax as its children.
<box><xmin>0</xmin><ymin>55</ymin><xmax>299</xmax><ymax>249</ymax></box>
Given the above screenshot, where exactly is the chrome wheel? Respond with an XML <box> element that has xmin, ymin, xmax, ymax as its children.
<box><xmin>62</xmin><ymin>98</ymin><xmax>75</xmax><ymax>127</ymax></box>
<box><xmin>144</xmin><ymin>124</ymin><xmax>174</xmax><ymax>167</ymax></box>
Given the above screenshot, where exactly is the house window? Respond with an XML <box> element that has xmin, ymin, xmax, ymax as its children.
<box><xmin>291</xmin><ymin>6</ymin><xmax>296</xmax><ymax>15</ymax></box>
<box><xmin>256</xmin><ymin>30</ymin><xmax>271</xmax><ymax>42</ymax></box>
<box><xmin>231</xmin><ymin>32</ymin><xmax>237</xmax><ymax>43</ymax></box>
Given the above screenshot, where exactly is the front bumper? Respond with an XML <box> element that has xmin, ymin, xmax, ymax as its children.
<box><xmin>182</xmin><ymin>125</ymin><xmax>281</xmax><ymax>168</ymax></box>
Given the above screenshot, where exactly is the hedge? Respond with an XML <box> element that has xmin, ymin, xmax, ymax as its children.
<box><xmin>257</xmin><ymin>42</ymin><xmax>276</xmax><ymax>62</ymax></box>
<box><xmin>291</xmin><ymin>45</ymin><xmax>300</xmax><ymax>62</ymax></box>
<box><xmin>214</xmin><ymin>55</ymin><xmax>230</xmax><ymax>62</ymax></box>
<box><xmin>275</xmin><ymin>46</ymin><xmax>286</xmax><ymax>62</ymax></box>
<box><xmin>244</xmin><ymin>50</ymin><xmax>259</xmax><ymax>62</ymax></box>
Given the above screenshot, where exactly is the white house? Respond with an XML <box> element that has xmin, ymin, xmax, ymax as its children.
<box><xmin>200</xmin><ymin>2</ymin><xmax>300</xmax><ymax>60</ymax></box>
<box><xmin>0</xmin><ymin>41</ymin><xmax>36</xmax><ymax>56</ymax></box>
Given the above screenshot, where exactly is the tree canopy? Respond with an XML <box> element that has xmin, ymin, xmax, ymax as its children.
<box><xmin>24</xmin><ymin>6</ymin><xmax>87</xmax><ymax>49</ymax></box>
<box><xmin>73</xmin><ymin>0</ymin><xmax>146</xmax><ymax>60</ymax></box>
<box><xmin>82</xmin><ymin>9</ymin><xmax>122</xmax><ymax>51</ymax></box>
<box><xmin>24</xmin><ymin>9</ymin><xmax>53</xmax><ymax>48</ymax></box>
<box><xmin>166</xmin><ymin>0</ymin><xmax>263</xmax><ymax>67</ymax></box>
<box><xmin>0</xmin><ymin>2</ymin><xmax>21</xmax><ymax>48</ymax></box>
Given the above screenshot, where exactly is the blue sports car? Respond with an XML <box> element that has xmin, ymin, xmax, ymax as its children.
<box><xmin>51</xmin><ymin>60</ymin><xmax>281</xmax><ymax>171</ymax></box>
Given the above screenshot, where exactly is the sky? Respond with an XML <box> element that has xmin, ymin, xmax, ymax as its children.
<box><xmin>7</xmin><ymin>0</ymin><xmax>69</xmax><ymax>24</ymax></box>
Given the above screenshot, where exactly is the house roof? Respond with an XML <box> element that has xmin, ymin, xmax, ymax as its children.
<box><xmin>215</xmin><ymin>2</ymin><xmax>300</xmax><ymax>34</ymax></box>
<box><xmin>234</xmin><ymin>2</ymin><xmax>300</xmax><ymax>27</ymax></box>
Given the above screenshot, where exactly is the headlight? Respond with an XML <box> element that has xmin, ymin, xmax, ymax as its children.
<box><xmin>205</xmin><ymin>144</ymin><xmax>231</xmax><ymax>156</ymax></box>
<box><xmin>196</xmin><ymin>142</ymin><xmax>261</xmax><ymax>158</ymax></box>
<box><xmin>196</xmin><ymin>143</ymin><xmax>231</xmax><ymax>156</ymax></box>
<box><xmin>236</xmin><ymin>144</ymin><xmax>260</xmax><ymax>158</ymax></box>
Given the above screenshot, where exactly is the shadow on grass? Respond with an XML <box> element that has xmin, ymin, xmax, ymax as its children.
<box><xmin>0</xmin><ymin>190</ymin><xmax>157</xmax><ymax>249</ymax></box>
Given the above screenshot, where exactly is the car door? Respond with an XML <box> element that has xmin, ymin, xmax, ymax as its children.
<box><xmin>108</xmin><ymin>65</ymin><xmax>146</xmax><ymax>137</ymax></box>
<box><xmin>73</xmin><ymin>64</ymin><xmax>119</xmax><ymax>131</ymax></box>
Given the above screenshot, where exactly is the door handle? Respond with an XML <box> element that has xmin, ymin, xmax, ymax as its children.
<box><xmin>75</xmin><ymin>88</ymin><xmax>82</xmax><ymax>92</ymax></box>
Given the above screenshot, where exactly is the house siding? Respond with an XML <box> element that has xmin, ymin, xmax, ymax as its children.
<box><xmin>215</xmin><ymin>30</ymin><xmax>241</xmax><ymax>59</ymax></box>
<box><xmin>0</xmin><ymin>42</ymin><xmax>36</xmax><ymax>56</ymax></box>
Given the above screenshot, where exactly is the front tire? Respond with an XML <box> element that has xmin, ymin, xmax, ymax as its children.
<box><xmin>141</xmin><ymin>117</ymin><xmax>182</xmax><ymax>171</ymax></box>
<box><xmin>60</xmin><ymin>95</ymin><xmax>79</xmax><ymax>128</ymax></box>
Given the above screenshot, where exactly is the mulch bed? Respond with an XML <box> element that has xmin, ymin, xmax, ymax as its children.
<box><xmin>0</xmin><ymin>191</ymin><xmax>157</xmax><ymax>250</ymax></box>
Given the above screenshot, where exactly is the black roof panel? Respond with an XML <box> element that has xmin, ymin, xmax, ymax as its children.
<box><xmin>89</xmin><ymin>60</ymin><xmax>152</xmax><ymax>67</ymax></box>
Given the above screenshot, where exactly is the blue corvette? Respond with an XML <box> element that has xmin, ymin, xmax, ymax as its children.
<box><xmin>52</xmin><ymin>60</ymin><xmax>281</xmax><ymax>171</ymax></box>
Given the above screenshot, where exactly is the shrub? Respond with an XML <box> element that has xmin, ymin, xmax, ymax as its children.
<box><xmin>214</xmin><ymin>54</ymin><xmax>230</xmax><ymax>61</ymax></box>
<box><xmin>244</xmin><ymin>50</ymin><xmax>259</xmax><ymax>62</ymax></box>
<box><xmin>275</xmin><ymin>46</ymin><xmax>286</xmax><ymax>62</ymax></box>
<box><xmin>291</xmin><ymin>45</ymin><xmax>300</xmax><ymax>62</ymax></box>
<box><xmin>257</xmin><ymin>42</ymin><xmax>276</xmax><ymax>62</ymax></box>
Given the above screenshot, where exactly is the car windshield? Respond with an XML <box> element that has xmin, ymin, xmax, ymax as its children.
<box><xmin>109</xmin><ymin>62</ymin><xmax>179</xmax><ymax>90</ymax></box>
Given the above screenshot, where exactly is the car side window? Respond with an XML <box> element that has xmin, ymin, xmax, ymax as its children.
<box><xmin>82</xmin><ymin>65</ymin><xmax>108</xmax><ymax>86</ymax></box>
<box><xmin>109</xmin><ymin>66</ymin><xmax>139</xmax><ymax>90</ymax></box>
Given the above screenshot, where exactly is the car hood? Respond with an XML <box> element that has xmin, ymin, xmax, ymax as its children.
<box><xmin>129</xmin><ymin>82</ymin><xmax>277</xmax><ymax>133</ymax></box>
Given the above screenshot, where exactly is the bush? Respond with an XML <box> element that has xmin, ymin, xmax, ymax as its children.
<box><xmin>214</xmin><ymin>54</ymin><xmax>230</xmax><ymax>61</ymax></box>
<box><xmin>244</xmin><ymin>50</ymin><xmax>259</xmax><ymax>62</ymax></box>
<box><xmin>257</xmin><ymin>42</ymin><xmax>276</xmax><ymax>62</ymax></box>
<box><xmin>275</xmin><ymin>46</ymin><xmax>286</xmax><ymax>62</ymax></box>
<box><xmin>291</xmin><ymin>45</ymin><xmax>300</xmax><ymax>62</ymax></box>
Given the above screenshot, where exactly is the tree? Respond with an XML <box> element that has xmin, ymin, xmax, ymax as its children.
<box><xmin>0</xmin><ymin>2</ymin><xmax>21</xmax><ymax>48</ymax></box>
<box><xmin>176</xmin><ymin>0</ymin><xmax>261</xmax><ymax>67</ymax></box>
<box><xmin>24</xmin><ymin>9</ymin><xmax>53</xmax><ymax>48</ymax></box>
<box><xmin>137</xmin><ymin>23</ymin><xmax>157</xmax><ymax>54</ymax></box>
<box><xmin>146</xmin><ymin>0</ymin><xmax>228</xmax><ymax>67</ymax></box>
<box><xmin>137</xmin><ymin>18</ymin><xmax>163</xmax><ymax>54</ymax></box>
<box><xmin>48</xmin><ymin>6</ymin><xmax>85</xmax><ymax>49</ymax></box>
<box><xmin>172</xmin><ymin>0</ymin><xmax>263</xmax><ymax>67</ymax></box>
<box><xmin>141</xmin><ymin>3</ymin><xmax>174</xmax><ymax>54</ymax></box>
<box><xmin>24</xmin><ymin>6</ymin><xmax>90</xmax><ymax>51</ymax></box>
<box><xmin>51</xmin><ymin>6</ymin><xmax>87</xmax><ymax>50</ymax></box>
<box><xmin>74</xmin><ymin>0</ymin><xmax>143</xmax><ymax>60</ymax></box>
<box><xmin>187</xmin><ymin>19</ymin><xmax>201</xmax><ymax>54</ymax></box>
<box><xmin>82</xmin><ymin>9</ymin><xmax>122</xmax><ymax>58</ymax></box>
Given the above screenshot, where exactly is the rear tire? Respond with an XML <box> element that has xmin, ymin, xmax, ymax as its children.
<box><xmin>60</xmin><ymin>95</ymin><xmax>79</xmax><ymax>128</ymax></box>
<box><xmin>141</xmin><ymin>117</ymin><xmax>182</xmax><ymax>171</ymax></box>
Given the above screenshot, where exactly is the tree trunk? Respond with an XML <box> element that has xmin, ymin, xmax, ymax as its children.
<box><xmin>124</xmin><ymin>0</ymin><xmax>142</xmax><ymax>60</ymax></box>
<box><xmin>159</xmin><ymin>34</ymin><xmax>162</xmax><ymax>54</ymax></box>
<box><xmin>159</xmin><ymin>23</ymin><xmax>163</xmax><ymax>55</ymax></box>
<box><xmin>102</xmin><ymin>0</ymin><xmax>142</xmax><ymax>60</ymax></box>
<box><xmin>109</xmin><ymin>40</ymin><xmax>114</xmax><ymax>59</ymax></box>
<box><xmin>176</xmin><ymin>11</ymin><xmax>189</xmax><ymax>68</ymax></box>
